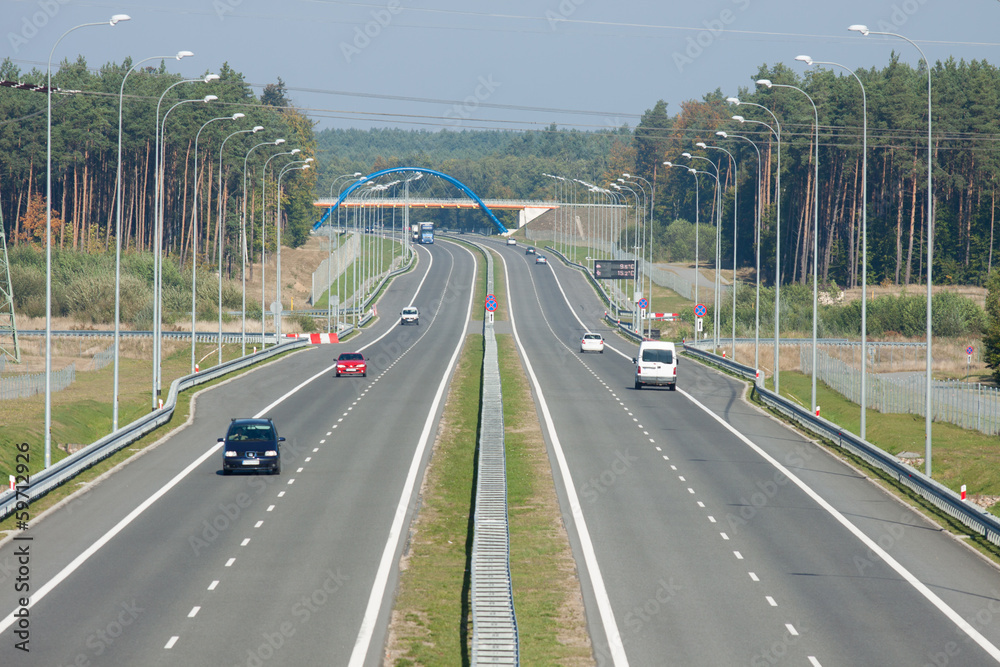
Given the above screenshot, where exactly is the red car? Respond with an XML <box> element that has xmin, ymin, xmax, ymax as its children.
<box><xmin>336</xmin><ymin>352</ymin><xmax>367</xmax><ymax>377</ymax></box>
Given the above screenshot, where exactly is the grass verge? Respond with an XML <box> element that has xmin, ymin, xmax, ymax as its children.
<box><xmin>385</xmin><ymin>332</ymin><xmax>592</xmax><ymax>665</ymax></box>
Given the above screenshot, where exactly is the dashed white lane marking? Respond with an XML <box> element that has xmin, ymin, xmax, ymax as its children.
<box><xmin>808</xmin><ymin>657</ymin><xmax>822</xmax><ymax>666</ymax></box>
<box><xmin>670</xmin><ymin>465</ymin><xmax>677</xmax><ymax>471</ymax></box>
<box><xmin>254</xmin><ymin>521</ymin><xmax>263</xmax><ymax>528</ymax></box>
<box><xmin>312</xmin><ymin>448</ymin><xmax>319</xmax><ymax>453</ymax></box>
<box><xmin>319</xmin><ymin>439</ymin><xmax>326</xmax><ymax>444</ymax></box>
<box><xmin>720</xmin><ymin>533</ymin><xmax>730</xmax><ymax>541</ymax></box>
<box><xmin>678</xmin><ymin>476</ymin><xmax>686</xmax><ymax>481</ymax></box>
<box><xmin>662</xmin><ymin>456</ymin><xmax>669</xmax><ymax>461</ymax></box>
<box><xmin>287</xmin><ymin>479</ymin><xmax>295</xmax><ymax>485</ymax></box>
<box><xmin>188</xmin><ymin>606</ymin><xmax>200</xmax><ymax>618</ymax></box>
<box><xmin>208</xmin><ymin>581</ymin><xmax>219</xmax><ymax>591</ymax></box>
<box><xmin>749</xmin><ymin>573</ymin><xmax>759</xmax><ymax>582</ymax></box>
<box><xmin>786</xmin><ymin>624</ymin><xmax>799</xmax><ymax>636</ymax></box>
<box><xmin>266</xmin><ymin>505</ymin><xmax>275</xmax><ymax>512</ymax></box>
<box><xmin>766</xmin><ymin>596</ymin><xmax>777</xmax><ymax>607</ymax></box>
<box><xmin>332</xmin><ymin>425</ymin><xmax>338</xmax><ymax>429</ymax></box>
<box><xmin>708</xmin><ymin>516</ymin><xmax>716</xmax><ymax>523</ymax></box>
<box><xmin>225</xmin><ymin>558</ymin><xmax>235</xmax><ymax>567</ymax></box>
<box><xmin>338</xmin><ymin>418</ymin><xmax>344</xmax><ymax>423</ymax></box>
<box><xmin>734</xmin><ymin>551</ymin><xmax>744</xmax><ymax>560</ymax></box>
<box><xmin>297</xmin><ymin>467</ymin><xmax>304</xmax><ymax>473</ymax></box>
<box><xmin>305</xmin><ymin>457</ymin><xmax>312</xmax><ymax>462</ymax></box>
<box><xmin>241</xmin><ymin>539</ymin><xmax>250</xmax><ymax>546</ymax></box>
<box><xmin>326</xmin><ymin>431</ymin><xmax>332</xmax><ymax>436</ymax></box>
<box><xmin>164</xmin><ymin>636</ymin><xmax>179</xmax><ymax>649</ymax></box>
<box><xmin>697</xmin><ymin>501</ymin><xmax>704</xmax><ymax>508</ymax></box>
<box><xmin>648</xmin><ymin>438</ymin><xmax>655</xmax><ymax>443</ymax></box>
<box><xmin>687</xmin><ymin>488</ymin><xmax>695</xmax><ymax>494</ymax></box>
<box><xmin>277</xmin><ymin>492</ymin><xmax>285</xmax><ymax>498</ymax></box>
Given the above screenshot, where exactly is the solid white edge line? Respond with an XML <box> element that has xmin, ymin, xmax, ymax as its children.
<box><xmin>0</xmin><ymin>250</ymin><xmax>439</xmax><ymax>637</ymax></box>
<box><xmin>495</xmin><ymin>249</ymin><xmax>629</xmax><ymax>666</ymax></box>
<box><xmin>347</xmin><ymin>242</ymin><xmax>475</xmax><ymax>667</ymax></box>
<box><xmin>680</xmin><ymin>388</ymin><xmax>1000</xmax><ymax>661</ymax></box>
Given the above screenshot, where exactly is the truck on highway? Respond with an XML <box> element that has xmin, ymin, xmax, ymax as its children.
<box><xmin>419</xmin><ymin>221</ymin><xmax>434</xmax><ymax>244</ymax></box>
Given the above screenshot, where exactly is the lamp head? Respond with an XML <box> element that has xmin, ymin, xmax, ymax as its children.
<box><xmin>756</xmin><ymin>79</ymin><xmax>773</xmax><ymax>88</ymax></box>
<box><xmin>681</xmin><ymin>152</ymin><xmax>693</xmax><ymax>158</ymax></box>
<box><xmin>176</xmin><ymin>51</ymin><xmax>194</xmax><ymax>59</ymax></box>
<box><xmin>622</xmin><ymin>172</ymin><xmax>631</xmax><ymax>178</ymax></box>
<box><xmin>353</xmin><ymin>172</ymin><xmax>362</xmax><ymax>177</ymax></box>
<box><xmin>304</xmin><ymin>157</ymin><xmax>314</xmax><ymax>163</ymax></box>
<box><xmin>252</xmin><ymin>125</ymin><xmax>264</xmax><ymax>133</ymax></box>
<box><xmin>617</xmin><ymin>178</ymin><xmax>625</xmax><ymax>183</ymax></box>
<box><xmin>732</xmin><ymin>115</ymin><xmax>745</xmax><ymax>123</ymax></box>
<box><xmin>232</xmin><ymin>112</ymin><xmax>245</xmax><ymax>120</ymax></box>
<box><xmin>204</xmin><ymin>74</ymin><xmax>220</xmax><ymax>83</ymax></box>
<box><xmin>290</xmin><ymin>148</ymin><xmax>301</xmax><ymax>155</ymax></box>
<box><xmin>663</xmin><ymin>161</ymin><xmax>673</xmax><ymax>167</ymax></box>
<box><xmin>695</xmin><ymin>142</ymin><xmax>707</xmax><ymax>149</ymax></box>
<box><xmin>848</xmin><ymin>24</ymin><xmax>870</xmax><ymax>36</ymax></box>
<box><xmin>688</xmin><ymin>168</ymin><xmax>697</xmax><ymax>175</ymax></box>
<box><xmin>726</xmin><ymin>96</ymin><xmax>741</xmax><ymax>105</ymax></box>
<box><xmin>302</xmin><ymin>164</ymin><xmax>310</xmax><ymax>170</ymax></box>
<box><xmin>274</xmin><ymin>138</ymin><xmax>286</xmax><ymax>145</ymax></box>
<box><xmin>202</xmin><ymin>95</ymin><xmax>217</xmax><ymax>102</ymax></box>
<box><xmin>110</xmin><ymin>14</ymin><xmax>131</xmax><ymax>25</ymax></box>
<box><xmin>716</xmin><ymin>131</ymin><xmax>728</xmax><ymax>138</ymax></box>
<box><xmin>795</xmin><ymin>55</ymin><xmax>814</xmax><ymax>66</ymax></box>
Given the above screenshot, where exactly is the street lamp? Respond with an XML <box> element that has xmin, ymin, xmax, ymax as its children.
<box><xmin>757</xmin><ymin>77</ymin><xmax>820</xmax><ymax>415</ymax></box>
<box><xmin>797</xmin><ymin>54</ymin><xmax>870</xmax><ymax>439</ymax></box>
<box><xmin>46</xmin><ymin>14</ymin><xmax>130</xmax><ymax>467</ymax></box>
<box><xmin>717</xmin><ymin>131</ymin><xmax>763</xmax><ymax>373</ymax></box>
<box><xmin>241</xmin><ymin>138</ymin><xmax>285</xmax><ymax>355</ymax></box>
<box><xmin>152</xmin><ymin>74</ymin><xmax>219</xmax><ymax>409</ymax></box>
<box><xmin>624</xmin><ymin>173</ymin><xmax>656</xmax><ymax>338</ymax></box>
<box><xmin>731</xmin><ymin>106</ymin><xmax>782</xmax><ymax>388</ymax></box>
<box><xmin>850</xmin><ymin>24</ymin><xmax>934</xmax><ymax>473</ymax></box>
<box><xmin>682</xmin><ymin>151</ymin><xmax>722</xmax><ymax>351</ymax></box>
<box><xmin>261</xmin><ymin>148</ymin><xmax>301</xmax><ymax>346</ymax></box>
<box><xmin>698</xmin><ymin>141</ymin><xmax>738</xmax><ymax>358</ymax></box>
<box><xmin>274</xmin><ymin>159</ymin><xmax>312</xmax><ymax>339</ymax></box>
<box><xmin>154</xmin><ymin>92</ymin><xmax>217</xmax><ymax>405</ymax></box>
<box><xmin>663</xmin><ymin>161</ymin><xmax>702</xmax><ymax>305</ymax></box>
<box><xmin>191</xmin><ymin>112</ymin><xmax>244</xmax><ymax>373</ymax></box>
<box><xmin>217</xmin><ymin>126</ymin><xmax>264</xmax><ymax>363</ymax></box>
<box><xmin>113</xmin><ymin>49</ymin><xmax>192</xmax><ymax>432</ymax></box>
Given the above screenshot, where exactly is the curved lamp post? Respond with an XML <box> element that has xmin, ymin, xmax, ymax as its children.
<box><xmin>240</xmin><ymin>138</ymin><xmax>285</xmax><ymax>354</ymax></box>
<box><xmin>190</xmin><ymin>112</ymin><xmax>244</xmax><ymax>373</ymax></box>
<box><xmin>717</xmin><ymin>130</ymin><xmax>763</xmax><ymax>372</ymax></box>
<box><xmin>729</xmin><ymin>97</ymin><xmax>784</xmax><ymax>392</ymax></box>
<box><xmin>216</xmin><ymin>126</ymin><xmax>264</xmax><ymax>363</ymax></box>
<box><xmin>663</xmin><ymin>161</ymin><xmax>702</xmax><ymax>304</ymax></box>
<box><xmin>850</xmin><ymin>24</ymin><xmax>934</xmax><ymax>473</ymax></box>
<box><xmin>260</xmin><ymin>148</ymin><xmax>301</xmax><ymax>346</ymax></box>
<box><xmin>757</xmin><ymin>78</ymin><xmax>820</xmax><ymax>415</ymax></box>
<box><xmin>796</xmin><ymin>54</ymin><xmax>870</xmax><ymax>439</ymax></box>
<box><xmin>698</xmin><ymin>141</ymin><xmax>738</xmax><ymax>358</ymax></box>
<box><xmin>273</xmin><ymin>160</ymin><xmax>312</xmax><ymax>339</ymax></box>
<box><xmin>682</xmin><ymin>151</ymin><xmax>722</xmax><ymax>351</ymax></box>
<box><xmin>46</xmin><ymin>13</ymin><xmax>130</xmax><ymax>467</ymax></box>
<box><xmin>113</xmin><ymin>49</ymin><xmax>191</xmax><ymax>432</ymax></box>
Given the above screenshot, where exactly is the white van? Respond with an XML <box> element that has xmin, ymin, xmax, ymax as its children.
<box><xmin>633</xmin><ymin>341</ymin><xmax>677</xmax><ymax>390</ymax></box>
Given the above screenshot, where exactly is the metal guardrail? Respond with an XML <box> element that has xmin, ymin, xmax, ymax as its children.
<box><xmin>0</xmin><ymin>339</ymin><xmax>311</xmax><ymax>522</ymax></box>
<box><xmin>681</xmin><ymin>341</ymin><xmax>1000</xmax><ymax>547</ymax></box>
<box><xmin>469</xmin><ymin>241</ymin><xmax>518</xmax><ymax>665</ymax></box>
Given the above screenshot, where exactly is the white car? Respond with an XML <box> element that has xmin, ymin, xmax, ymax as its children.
<box><xmin>400</xmin><ymin>306</ymin><xmax>419</xmax><ymax>325</ymax></box>
<box><xmin>535</xmin><ymin>255</ymin><xmax>547</xmax><ymax>264</ymax></box>
<box><xmin>633</xmin><ymin>341</ymin><xmax>677</xmax><ymax>390</ymax></box>
<box><xmin>580</xmin><ymin>333</ymin><xmax>605</xmax><ymax>353</ymax></box>
<box><xmin>506</xmin><ymin>238</ymin><xmax>517</xmax><ymax>246</ymax></box>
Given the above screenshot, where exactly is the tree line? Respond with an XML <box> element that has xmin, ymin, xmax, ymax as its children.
<box><xmin>0</xmin><ymin>57</ymin><xmax>316</xmax><ymax>281</ymax></box>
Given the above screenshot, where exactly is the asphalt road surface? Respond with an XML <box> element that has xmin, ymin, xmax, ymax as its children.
<box><xmin>0</xmin><ymin>241</ymin><xmax>477</xmax><ymax>667</ymax></box>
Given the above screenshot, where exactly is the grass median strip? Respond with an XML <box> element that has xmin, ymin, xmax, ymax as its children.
<box><xmin>386</xmin><ymin>332</ymin><xmax>592</xmax><ymax>665</ymax></box>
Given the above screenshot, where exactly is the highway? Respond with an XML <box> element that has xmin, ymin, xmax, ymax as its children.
<box><xmin>4</xmin><ymin>233</ymin><xmax>1000</xmax><ymax>666</ymax></box>
<box><xmin>0</xmin><ymin>241</ymin><xmax>477</xmax><ymax>666</ymax></box>
<box><xmin>483</xmin><ymin>236</ymin><xmax>1000</xmax><ymax>666</ymax></box>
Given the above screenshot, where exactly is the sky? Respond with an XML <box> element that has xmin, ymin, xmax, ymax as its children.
<box><xmin>4</xmin><ymin>0</ymin><xmax>1000</xmax><ymax>133</ymax></box>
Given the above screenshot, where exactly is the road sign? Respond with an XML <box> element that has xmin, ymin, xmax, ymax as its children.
<box><xmin>594</xmin><ymin>260</ymin><xmax>636</xmax><ymax>279</ymax></box>
<box><xmin>694</xmin><ymin>303</ymin><xmax>707</xmax><ymax>318</ymax></box>
<box><xmin>637</xmin><ymin>298</ymin><xmax>648</xmax><ymax>309</ymax></box>
<box><xmin>967</xmin><ymin>346</ymin><xmax>975</xmax><ymax>355</ymax></box>
<box><xmin>485</xmin><ymin>294</ymin><xmax>498</xmax><ymax>312</ymax></box>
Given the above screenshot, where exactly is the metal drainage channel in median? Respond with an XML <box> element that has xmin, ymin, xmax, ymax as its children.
<box><xmin>470</xmin><ymin>240</ymin><xmax>518</xmax><ymax>665</ymax></box>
